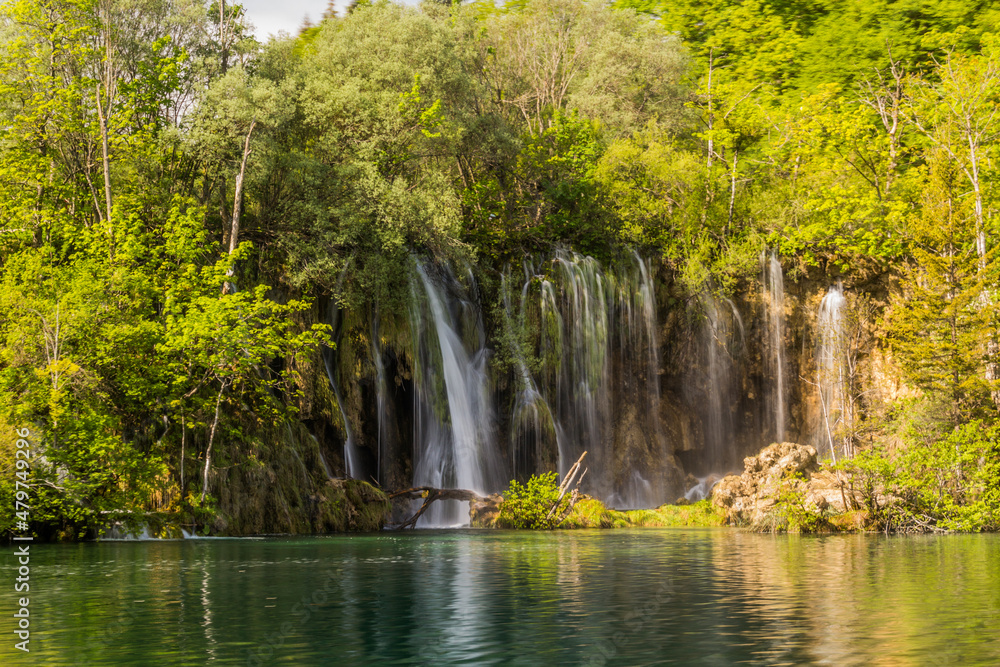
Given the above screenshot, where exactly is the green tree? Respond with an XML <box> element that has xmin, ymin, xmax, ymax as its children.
<box><xmin>770</xmin><ymin>83</ymin><xmax>914</xmax><ymax>274</ymax></box>
<box><xmin>890</xmin><ymin>152</ymin><xmax>996</xmax><ymax>425</ymax></box>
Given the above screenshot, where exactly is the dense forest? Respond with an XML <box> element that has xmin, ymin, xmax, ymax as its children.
<box><xmin>2</xmin><ymin>0</ymin><xmax>1000</xmax><ymax>538</ymax></box>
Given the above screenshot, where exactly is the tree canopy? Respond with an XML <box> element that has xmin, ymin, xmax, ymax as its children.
<box><xmin>2</xmin><ymin>0</ymin><xmax>1000</xmax><ymax>535</ymax></box>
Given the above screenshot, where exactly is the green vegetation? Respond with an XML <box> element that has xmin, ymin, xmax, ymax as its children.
<box><xmin>735</xmin><ymin>426</ymin><xmax>1000</xmax><ymax>534</ymax></box>
<box><xmin>496</xmin><ymin>472</ymin><xmax>568</xmax><ymax>529</ymax></box>
<box><xmin>836</xmin><ymin>421</ymin><xmax>1000</xmax><ymax>532</ymax></box>
<box><xmin>495</xmin><ymin>471</ymin><xmax>725</xmax><ymax>529</ymax></box>
<box><xmin>621</xmin><ymin>501</ymin><xmax>727</xmax><ymax>528</ymax></box>
<box><xmin>1</xmin><ymin>0</ymin><xmax>1000</xmax><ymax>536</ymax></box>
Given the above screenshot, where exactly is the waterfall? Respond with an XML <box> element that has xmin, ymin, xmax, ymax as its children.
<box><xmin>325</xmin><ymin>368</ymin><xmax>361</xmax><ymax>479</ymax></box>
<box><xmin>609</xmin><ymin>252</ymin><xmax>665</xmax><ymax>508</ymax></box>
<box><xmin>323</xmin><ymin>252</ymin><xmax>680</xmax><ymax>517</ymax></box>
<box><xmin>409</xmin><ymin>262</ymin><xmax>503</xmax><ymax>525</ymax></box>
<box><xmin>503</xmin><ymin>268</ymin><xmax>560</xmax><ymax>481</ymax></box>
<box><xmin>371</xmin><ymin>312</ymin><xmax>390</xmax><ymax>485</ymax></box>
<box><xmin>817</xmin><ymin>283</ymin><xmax>847</xmax><ymax>462</ymax></box>
<box><xmin>700</xmin><ymin>293</ymin><xmax>743</xmax><ymax>473</ymax></box>
<box><xmin>762</xmin><ymin>251</ymin><xmax>787</xmax><ymax>443</ymax></box>
<box><xmin>552</xmin><ymin>252</ymin><xmax>612</xmax><ymax>488</ymax></box>
<box><xmin>523</xmin><ymin>251</ymin><xmax>668</xmax><ymax>507</ymax></box>
<box><xmin>316</xmin><ymin>248</ymin><xmax>868</xmax><ymax>521</ymax></box>
<box><xmin>321</xmin><ymin>276</ymin><xmax>363</xmax><ymax>479</ymax></box>
<box><xmin>311</xmin><ymin>434</ymin><xmax>334</xmax><ymax>480</ymax></box>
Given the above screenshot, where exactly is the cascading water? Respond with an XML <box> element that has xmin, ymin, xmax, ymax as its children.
<box><xmin>321</xmin><ymin>279</ymin><xmax>362</xmax><ymax>479</ymax></box>
<box><xmin>510</xmin><ymin>251</ymin><xmax>670</xmax><ymax>508</ymax></box>
<box><xmin>408</xmin><ymin>262</ymin><xmax>504</xmax><ymax>525</ymax></box>
<box><xmin>817</xmin><ymin>283</ymin><xmax>847</xmax><ymax>462</ymax></box>
<box><xmin>762</xmin><ymin>251</ymin><xmax>787</xmax><ymax>443</ymax></box>
<box><xmin>552</xmin><ymin>253</ymin><xmax>612</xmax><ymax>488</ymax></box>
<box><xmin>503</xmin><ymin>268</ymin><xmax>560</xmax><ymax>481</ymax></box>
<box><xmin>607</xmin><ymin>252</ymin><xmax>666</xmax><ymax>507</ymax></box>
<box><xmin>313</xmin><ymin>248</ymin><xmax>869</xmax><ymax>526</ymax></box>
<box><xmin>370</xmin><ymin>313</ymin><xmax>390</xmax><ymax>485</ymax></box>
<box><xmin>699</xmin><ymin>293</ymin><xmax>743</xmax><ymax>474</ymax></box>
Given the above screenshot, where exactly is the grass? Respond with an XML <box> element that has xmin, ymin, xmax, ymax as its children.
<box><xmin>551</xmin><ymin>497</ymin><xmax>726</xmax><ymax>529</ymax></box>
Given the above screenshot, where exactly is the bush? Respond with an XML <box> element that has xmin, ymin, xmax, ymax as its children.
<box><xmin>773</xmin><ymin>474</ymin><xmax>830</xmax><ymax>533</ymax></box>
<box><xmin>837</xmin><ymin>420</ymin><xmax>1000</xmax><ymax>532</ymax></box>
<box><xmin>900</xmin><ymin>421</ymin><xmax>1000</xmax><ymax>531</ymax></box>
<box><xmin>496</xmin><ymin>472</ymin><xmax>566</xmax><ymax>529</ymax></box>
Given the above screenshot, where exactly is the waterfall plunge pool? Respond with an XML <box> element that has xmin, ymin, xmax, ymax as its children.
<box><xmin>4</xmin><ymin>530</ymin><xmax>999</xmax><ymax>665</ymax></box>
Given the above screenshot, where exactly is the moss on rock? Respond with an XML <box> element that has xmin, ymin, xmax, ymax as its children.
<box><xmin>314</xmin><ymin>479</ymin><xmax>390</xmax><ymax>532</ymax></box>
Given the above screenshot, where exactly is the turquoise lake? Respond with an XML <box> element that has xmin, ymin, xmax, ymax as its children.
<box><xmin>2</xmin><ymin>529</ymin><xmax>999</xmax><ymax>665</ymax></box>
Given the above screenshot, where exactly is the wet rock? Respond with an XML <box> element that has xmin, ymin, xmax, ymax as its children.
<box><xmin>469</xmin><ymin>494</ymin><xmax>503</xmax><ymax>528</ymax></box>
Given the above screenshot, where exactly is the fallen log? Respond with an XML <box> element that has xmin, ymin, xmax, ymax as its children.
<box><xmin>389</xmin><ymin>487</ymin><xmax>488</xmax><ymax>529</ymax></box>
<box><xmin>391</xmin><ymin>451</ymin><xmax>590</xmax><ymax>530</ymax></box>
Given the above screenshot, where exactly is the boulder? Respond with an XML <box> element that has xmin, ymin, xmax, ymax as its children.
<box><xmin>711</xmin><ymin>442</ymin><xmax>824</xmax><ymax>529</ymax></box>
<box><xmin>469</xmin><ymin>494</ymin><xmax>503</xmax><ymax>528</ymax></box>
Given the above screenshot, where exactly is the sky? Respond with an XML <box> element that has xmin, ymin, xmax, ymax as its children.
<box><xmin>240</xmin><ymin>0</ymin><xmax>420</xmax><ymax>41</ymax></box>
<box><xmin>240</xmin><ymin>0</ymin><xmax>334</xmax><ymax>40</ymax></box>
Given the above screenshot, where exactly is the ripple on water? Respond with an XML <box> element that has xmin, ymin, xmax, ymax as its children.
<box><xmin>13</xmin><ymin>530</ymin><xmax>1000</xmax><ymax>666</ymax></box>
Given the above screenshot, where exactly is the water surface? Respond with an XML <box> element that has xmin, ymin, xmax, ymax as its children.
<box><xmin>3</xmin><ymin>529</ymin><xmax>999</xmax><ymax>665</ymax></box>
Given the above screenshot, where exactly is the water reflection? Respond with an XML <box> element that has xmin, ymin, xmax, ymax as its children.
<box><xmin>4</xmin><ymin>531</ymin><xmax>999</xmax><ymax>665</ymax></box>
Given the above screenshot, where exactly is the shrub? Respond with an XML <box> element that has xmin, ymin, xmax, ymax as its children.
<box><xmin>900</xmin><ymin>421</ymin><xmax>1000</xmax><ymax>531</ymax></box>
<box><xmin>496</xmin><ymin>472</ymin><xmax>565</xmax><ymax>529</ymax></box>
<box><xmin>773</xmin><ymin>474</ymin><xmax>829</xmax><ymax>533</ymax></box>
<box><xmin>837</xmin><ymin>420</ymin><xmax>1000</xmax><ymax>532</ymax></box>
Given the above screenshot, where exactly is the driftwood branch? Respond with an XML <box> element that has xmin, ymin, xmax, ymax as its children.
<box><xmin>555</xmin><ymin>489</ymin><xmax>581</xmax><ymax>526</ymax></box>
<box><xmin>546</xmin><ymin>451</ymin><xmax>587</xmax><ymax>521</ymax></box>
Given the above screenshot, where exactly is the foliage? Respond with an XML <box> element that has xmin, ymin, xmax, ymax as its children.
<box><xmin>890</xmin><ymin>154</ymin><xmax>997</xmax><ymax>424</ymax></box>
<box><xmin>496</xmin><ymin>471</ymin><xmax>567</xmax><ymax>529</ymax></box>
<box><xmin>4</xmin><ymin>0</ymin><xmax>1000</xmax><ymax>537</ymax></box>
<box><xmin>559</xmin><ymin>497</ymin><xmax>630</xmax><ymax>529</ymax></box>
<box><xmin>621</xmin><ymin>500</ymin><xmax>726</xmax><ymax>527</ymax></box>
<box><xmin>836</xmin><ymin>422</ymin><xmax>1000</xmax><ymax>532</ymax></box>
<box><xmin>771</xmin><ymin>473</ymin><xmax>830</xmax><ymax>533</ymax></box>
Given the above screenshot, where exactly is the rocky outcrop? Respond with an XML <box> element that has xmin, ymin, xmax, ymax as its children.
<box><xmin>469</xmin><ymin>494</ymin><xmax>503</xmax><ymax>528</ymax></box>
<box><xmin>711</xmin><ymin>442</ymin><xmax>851</xmax><ymax>530</ymax></box>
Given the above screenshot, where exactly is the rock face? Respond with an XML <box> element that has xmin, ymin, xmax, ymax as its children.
<box><xmin>313</xmin><ymin>479</ymin><xmax>391</xmax><ymax>532</ymax></box>
<box><xmin>711</xmin><ymin>442</ymin><xmax>838</xmax><ymax>529</ymax></box>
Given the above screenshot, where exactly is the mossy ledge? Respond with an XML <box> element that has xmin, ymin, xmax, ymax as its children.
<box><xmin>472</xmin><ymin>495</ymin><xmax>725</xmax><ymax>530</ymax></box>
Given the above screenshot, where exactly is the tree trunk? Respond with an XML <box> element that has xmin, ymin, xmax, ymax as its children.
<box><xmin>705</xmin><ymin>49</ymin><xmax>714</xmax><ymax>173</ymax></box>
<box><xmin>95</xmin><ymin>84</ymin><xmax>113</xmax><ymax>224</ymax></box>
<box><xmin>200</xmin><ymin>384</ymin><xmax>226</xmax><ymax>504</ymax></box>
<box><xmin>968</xmin><ymin>152</ymin><xmax>1000</xmax><ymax>408</ymax></box>
<box><xmin>219</xmin><ymin>0</ymin><xmax>229</xmax><ymax>75</ymax></box>
<box><xmin>727</xmin><ymin>150</ymin><xmax>738</xmax><ymax>234</ymax></box>
<box><xmin>180</xmin><ymin>413</ymin><xmax>186</xmax><ymax>494</ymax></box>
<box><xmin>223</xmin><ymin>120</ymin><xmax>256</xmax><ymax>295</ymax></box>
